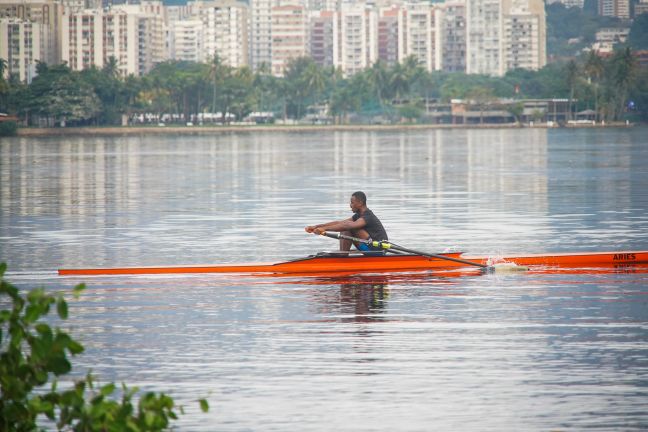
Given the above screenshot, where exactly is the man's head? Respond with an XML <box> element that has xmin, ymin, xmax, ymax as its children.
<box><xmin>350</xmin><ymin>191</ymin><xmax>367</xmax><ymax>212</ymax></box>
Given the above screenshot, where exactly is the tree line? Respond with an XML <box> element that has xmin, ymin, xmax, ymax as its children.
<box><xmin>0</xmin><ymin>47</ymin><xmax>646</xmax><ymax>128</ymax></box>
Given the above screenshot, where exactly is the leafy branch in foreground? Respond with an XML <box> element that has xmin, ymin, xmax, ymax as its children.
<box><xmin>0</xmin><ymin>262</ymin><xmax>209</xmax><ymax>431</ymax></box>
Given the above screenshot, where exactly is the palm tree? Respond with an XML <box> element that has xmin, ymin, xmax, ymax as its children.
<box><xmin>367</xmin><ymin>60</ymin><xmax>390</xmax><ymax>117</ymax></box>
<box><xmin>565</xmin><ymin>60</ymin><xmax>579</xmax><ymax>121</ymax></box>
<box><xmin>583</xmin><ymin>50</ymin><xmax>604</xmax><ymax>122</ymax></box>
<box><xmin>207</xmin><ymin>55</ymin><xmax>224</xmax><ymax>114</ymax></box>
<box><xmin>608</xmin><ymin>47</ymin><xmax>637</xmax><ymax>121</ymax></box>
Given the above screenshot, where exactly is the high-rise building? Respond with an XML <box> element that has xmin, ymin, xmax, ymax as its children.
<box><xmin>271</xmin><ymin>4</ymin><xmax>307</xmax><ymax>76</ymax></box>
<box><xmin>401</xmin><ymin>3</ymin><xmax>441</xmax><ymax>72</ymax></box>
<box><xmin>0</xmin><ymin>0</ymin><xmax>64</xmax><ymax>66</ymax></box>
<box><xmin>466</xmin><ymin>0</ymin><xmax>503</xmax><ymax>75</ymax></box>
<box><xmin>438</xmin><ymin>1</ymin><xmax>466</xmax><ymax>73</ymax></box>
<box><xmin>504</xmin><ymin>0</ymin><xmax>546</xmax><ymax>71</ymax></box>
<box><xmin>249</xmin><ymin>0</ymin><xmax>274</xmax><ymax>71</ymax></box>
<box><xmin>377</xmin><ymin>6</ymin><xmax>400</xmax><ymax>66</ymax></box>
<box><xmin>170</xmin><ymin>19</ymin><xmax>203</xmax><ymax>62</ymax></box>
<box><xmin>598</xmin><ymin>0</ymin><xmax>630</xmax><ymax>18</ymax></box>
<box><xmin>466</xmin><ymin>0</ymin><xmax>545</xmax><ymax>76</ymax></box>
<box><xmin>309</xmin><ymin>10</ymin><xmax>336</xmax><ymax>68</ymax></box>
<box><xmin>635</xmin><ymin>0</ymin><xmax>648</xmax><ymax>16</ymax></box>
<box><xmin>0</xmin><ymin>17</ymin><xmax>44</xmax><ymax>82</ymax></box>
<box><xmin>336</xmin><ymin>3</ymin><xmax>377</xmax><ymax>76</ymax></box>
<box><xmin>197</xmin><ymin>0</ymin><xmax>248</xmax><ymax>67</ymax></box>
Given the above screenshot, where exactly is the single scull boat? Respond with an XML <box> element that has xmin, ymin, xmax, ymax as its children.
<box><xmin>58</xmin><ymin>249</ymin><xmax>648</xmax><ymax>276</ymax></box>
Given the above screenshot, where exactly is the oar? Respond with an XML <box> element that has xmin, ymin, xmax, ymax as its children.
<box><xmin>316</xmin><ymin>231</ymin><xmax>527</xmax><ymax>273</ymax></box>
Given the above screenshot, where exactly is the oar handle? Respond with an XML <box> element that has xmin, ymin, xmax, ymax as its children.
<box><xmin>316</xmin><ymin>231</ymin><xmax>489</xmax><ymax>269</ymax></box>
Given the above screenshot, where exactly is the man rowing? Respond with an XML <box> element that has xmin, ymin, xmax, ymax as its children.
<box><xmin>305</xmin><ymin>191</ymin><xmax>388</xmax><ymax>252</ymax></box>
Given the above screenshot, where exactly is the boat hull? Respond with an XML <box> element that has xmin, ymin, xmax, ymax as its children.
<box><xmin>58</xmin><ymin>250</ymin><xmax>648</xmax><ymax>276</ymax></box>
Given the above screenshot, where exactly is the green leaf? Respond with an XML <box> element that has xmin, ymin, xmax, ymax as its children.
<box><xmin>101</xmin><ymin>383</ymin><xmax>116</xmax><ymax>397</ymax></box>
<box><xmin>0</xmin><ymin>262</ymin><xmax>6</xmax><ymax>277</ymax></box>
<box><xmin>73</xmin><ymin>283</ymin><xmax>86</xmax><ymax>297</ymax></box>
<box><xmin>67</xmin><ymin>339</ymin><xmax>84</xmax><ymax>355</ymax></box>
<box><xmin>48</xmin><ymin>357</ymin><xmax>71</xmax><ymax>375</ymax></box>
<box><xmin>24</xmin><ymin>304</ymin><xmax>42</xmax><ymax>323</ymax></box>
<box><xmin>57</xmin><ymin>297</ymin><xmax>68</xmax><ymax>319</ymax></box>
<box><xmin>199</xmin><ymin>399</ymin><xmax>209</xmax><ymax>413</ymax></box>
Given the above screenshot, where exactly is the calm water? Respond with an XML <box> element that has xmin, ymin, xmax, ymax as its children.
<box><xmin>1</xmin><ymin>128</ymin><xmax>648</xmax><ymax>430</ymax></box>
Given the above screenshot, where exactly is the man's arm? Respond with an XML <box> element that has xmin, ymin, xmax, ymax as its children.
<box><xmin>305</xmin><ymin>217</ymin><xmax>366</xmax><ymax>234</ymax></box>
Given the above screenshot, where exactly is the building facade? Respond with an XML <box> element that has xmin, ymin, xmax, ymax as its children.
<box><xmin>0</xmin><ymin>17</ymin><xmax>44</xmax><ymax>82</ymax></box>
<box><xmin>197</xmin><ymin>0</ymin><xmax>248</xmax><ymax>67</ymax></box>
<box><xmin>271</xmin><ymin>4</ymin><xmax>307</xmax><ymax>76</ymax></box>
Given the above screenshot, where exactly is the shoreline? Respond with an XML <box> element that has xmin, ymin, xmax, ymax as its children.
<box><xmin>14</xmin><ymin>122</ymin><xmax>637</xmax><ymax>137</ymax></box>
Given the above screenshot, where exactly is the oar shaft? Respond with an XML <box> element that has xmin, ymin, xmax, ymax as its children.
<box><xmin>318</xmin><ymin>231</ymin><xmax>488</xmax><ymax>269</ymax></box>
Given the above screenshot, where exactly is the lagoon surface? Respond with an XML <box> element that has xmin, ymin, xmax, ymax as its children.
<box><xmin>1</xmin><ymin>128</ymin><xmax>648</xmax><ymax>430</ymax></box>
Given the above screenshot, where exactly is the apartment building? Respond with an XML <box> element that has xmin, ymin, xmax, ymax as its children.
<box><xmin>309</xmin><ymin>10</ymin><xmax>336</xmax><ymax>68</ymax></box>
<box><xmin>170</xmin><ymin>19</ymin><xmax>203</xmax><ymax>62</ymax></box>
<box><xmin>377</xmin><ymin>6</ymin><xmax>400</xmax><ymax>66</ymax></box>
<box><xmin>0</xmin><ymin>17</ymin><xmax>44</xmax><ymax>82</ymax></box>
<box><xmin>466</xmin><ymin>0</ymin><xmax>502</xmax><ymax>75</ymax></box>
<box><xmin>61</xmin><ymin>6</ymin><xmax>164</xmax><ymax>76</ymax></box>
<box><xmin>401</xmin><ymin>3</ymin><xmax>441</xmax><ymax>72</ymax></box>
<box><xmin>336</xmin><ymin>4</ymin><xmax>377</xmax><ymax>77</ymax></box>
<box><xmin>599</xmin><ymin>0</ymin><xmax>630</xmax><ymax>19</ymax></box>
<box><xmin>271</xmin><ymin>4</ymin><xmax>307</xmax><ymax>76</ymax></box>
<box><xmin>504</xmin><ymin>0</ymin><xmax>546</xmax><ymax>71</ymax></box>
<box><xmin>438</xmin><ymin>1</ymin><xmax>466</xmax><ymax>73</ymax></box>
<box><xmin>635</xmin><ymin>0</ymin><xmax>648</xmax><ymax>16</ymax></box>
<box><xmin>0</xmin><ymin>0</ymin><xmax>64</xmax><ymax>65</ymax></box>
<box><xmin>197</xmin><ymin>0</ymin><xmax>248</xmax><ymax>67</ymax></box>
<box><xmin>249</xmin><ymin>0</ymin><xmax>274</xmax><ymax>71</ymax></box>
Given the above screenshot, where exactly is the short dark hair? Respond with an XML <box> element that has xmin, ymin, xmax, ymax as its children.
<box><xmin>351</xmin><ymin>191</ymin><xmax>367</xmax><ymax>205</ymax></box>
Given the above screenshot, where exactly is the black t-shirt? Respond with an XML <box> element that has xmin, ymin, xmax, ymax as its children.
<box><xmin>352</xmin><ymin>208</ymin><xmax>388</xmax><ymax>241</ymax></box>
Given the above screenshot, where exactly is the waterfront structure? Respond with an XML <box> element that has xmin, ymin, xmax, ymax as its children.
<box><xmin>271</xmin><ymin>4</ymin><xmax>307</xmax><ymax>76</ymax></box>
<box><xmin>196</xmin><ymin>0</ymin><xmax>248</xmax><ymax>67</ymax></box>
<box><xmin>0</xmin><ymin>17</ymin><xmax>44</xmax><ymax>82</ymax></box>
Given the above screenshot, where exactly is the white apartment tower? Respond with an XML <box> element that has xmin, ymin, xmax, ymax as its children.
<box><xmin>504</xmin><ymin>0</ymin><xmax>546</xmax><ymax>71</ymax></box>
<box><xmin>598</xmin><ymin>0</ymin><xmax>630</xmax><ymax>19</ymax></box>
<box><xmin>271</xmin><ymin>4</ymin><xmax>307</xmax><ymax>76</ymax></box>
<box><xmin>170</xmin><ymin>19</ymin><xmax>204</xmax><ymax>62</ymax></box>
<box><xmin>401</xmin><ymin>3</ymin><xmax>441</xmax><ymax>72</ymax></box>
<box><xmin>336</xmin><ymin>4</ymin><xmax>377</xmax><ymax>77</ymax></box>
<box><xmin>0</xmin><ymin>17</ymin><xmax>44</xmax><ymax>82</ymax></box>
<box><xmin>198</xmin><ymin>0</ymin><xmax>248</xmax><ymax>67</ymax></box>
<box><xmin>249</xmin><ymin>0</ymin><xmax>274</xmax><ymax>71</ymax></box>
<box><xmin>0</xmin><ymin>0</ymin><xmax>64</xmax><ymax>66</ymax></box>
<box><xmin>466</xmin><ymin>0</ymin><xmax>546</xmax><ymax>76</ymax></box>
<box><xmin>466</xmin><ymin>0</ymin><xmax>503</xmax><ymax>76</ymax></box>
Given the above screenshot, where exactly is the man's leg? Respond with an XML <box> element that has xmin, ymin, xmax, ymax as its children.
<box><xmin>340</xmin><ymin>231</ymin><xmax>353</xmax><ymax>251</ymax></box>
<box><xmin>350</xmin><ymin>229</ymin><xmax>370</xmax><ymax>250</ymax></box>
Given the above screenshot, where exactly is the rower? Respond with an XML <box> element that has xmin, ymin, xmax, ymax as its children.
<box><xmin>305</xmin><ymin>191</ymin><xmax>388</xmax><ymax>252</ymax></box>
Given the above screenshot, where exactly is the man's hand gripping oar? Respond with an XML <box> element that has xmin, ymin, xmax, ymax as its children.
<box><xmin>313</xmin><ymin>231</ymin><xmax>528</xmax><ymax>273</ymax></box>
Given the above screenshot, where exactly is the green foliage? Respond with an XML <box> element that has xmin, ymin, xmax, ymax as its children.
<box><xmin>0</xmin><ymin>263</ymin><xmax>208</xmax><ymax>431</ymax></box>
<box><xmin>627</xmin><ymin>13</ymin><xmax>648</xmax><ymax>50</ymax></box>
<box><xmin>0</xmin><ymin>120</ymin><xmax>17</xmax><ymax>136</ymax></box>
<box><xmin>546</xmin><ymin>3</ymin><xmax>625</xmax><ymax>58</ymax></box>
